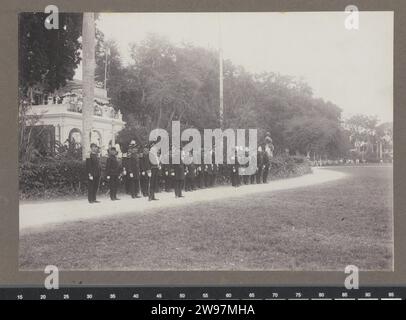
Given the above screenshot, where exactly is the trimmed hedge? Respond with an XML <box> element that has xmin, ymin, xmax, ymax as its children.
<box><xmin>19</xmin><ymin>155</ymin><xmax>311</xmax><ymax>200</ymax></box>
<box><xmin>19</xmin><ymin>160</ymin><xmax>88</xmax><ymax>199</ymax></box>
<box><xmin>268</xmin><ymin>155</ymin><xmax>312</xmax><ymax>179</ymax></box>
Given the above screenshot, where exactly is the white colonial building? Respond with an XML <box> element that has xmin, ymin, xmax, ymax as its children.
<box><xmin>26</xmin><ymin>79</ymin><xmax>125</xmax><ymax>156</ymax></box>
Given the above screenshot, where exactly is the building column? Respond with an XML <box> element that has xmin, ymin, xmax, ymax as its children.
<box><xmin>60</xmin><ymin>117</ymin><xmax>67</xmax><ymax>143</ymax></box>
<box><xmin>55</xmin><ymin>124</ymin><xmax>61</xmax><ymax>143</ymax></box>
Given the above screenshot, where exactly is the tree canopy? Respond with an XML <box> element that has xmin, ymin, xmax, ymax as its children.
<box><xmin>100</xmin><ymin>33</ymin><xmax>350</xmax><ymax>158</ymax></box>
<box><xmin>18</xmin><ymin>12</ymin><xmax>83</xmax><ymax>95</ymax></box>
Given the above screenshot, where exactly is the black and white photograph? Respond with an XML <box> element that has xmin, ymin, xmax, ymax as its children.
<box><xmin>18</xmin><ymin>11</ymin><xmax>393</xmax><ymax>272</ymax></box>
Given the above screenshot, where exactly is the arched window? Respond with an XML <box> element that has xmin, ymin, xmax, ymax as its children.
<box><xmin>68</xmin><ymin>128</ymin><xmax>82</xmax><ymax>149</ymax></box>
<box><xmin>91</xmin><ymin>130</ymin><xmax>102</xmax><ymax>147</ymax></box>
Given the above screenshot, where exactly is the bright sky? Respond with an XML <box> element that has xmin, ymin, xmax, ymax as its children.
<box><xmin>95</xmin><ymin>12</ymin><xmax>393</xmax><ymax>123</ymax></box>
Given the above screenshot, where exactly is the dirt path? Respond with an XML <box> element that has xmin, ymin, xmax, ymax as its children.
<box><xmin>19</xmin><ymin>167</ymin><xmax>347</xmax><ymax>231</ymax></box>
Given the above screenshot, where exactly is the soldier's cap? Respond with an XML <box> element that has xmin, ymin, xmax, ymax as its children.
<box><xmin>90</xmin><ymin>143</ymin><xmax>98</xmax><ymax>148</ymax></box>
<box><xmin>110</xmin><ymin>147</ymin><xmax>117</xmax><ymax>152</ymax></box>
<box><xmin>129</xmin><ymin>140</ymin><xmax>136</xmax><ymax>146</ymax></box>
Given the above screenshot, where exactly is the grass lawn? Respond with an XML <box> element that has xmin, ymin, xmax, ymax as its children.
<box><xmin>19</xmin><ymin>166</ymin><xmax>393</xmax><ymax>271</ymax></box>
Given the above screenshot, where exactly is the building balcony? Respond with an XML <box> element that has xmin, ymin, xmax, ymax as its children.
<box><xmin>27</xmin><ymin>102</ymin><xmax>124</xmax><ymax>123</ymax></box>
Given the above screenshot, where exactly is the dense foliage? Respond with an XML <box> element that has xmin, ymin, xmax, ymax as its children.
<box><xmin>18</xmin><ymin>12</ymin><xmax>83</xmax><ymax>94</ymax></box>
<box><xmin>19</xmin><ymin>159</ymin><xmax>87</xmax><ymax>199</ymax></box>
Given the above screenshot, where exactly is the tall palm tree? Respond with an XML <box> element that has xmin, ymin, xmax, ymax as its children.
<box><xmin>81</xmin><ymin>12</ymin><xmax>95</xmax><ymax>160</ymax></box>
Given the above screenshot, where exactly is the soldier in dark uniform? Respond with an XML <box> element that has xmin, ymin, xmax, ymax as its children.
<box><xmin>173</xmin><ymin>148</ymin><xmax>185</xmax><ymax>197</ymax></box>
<box><xmin>202</xmin><ymin>149</ymin><xmax>213</xmax><ymax>188</ymax></box>
<box><xmin>196</xmin><ymin>163</ymin><xmax>204</xmax><ymax>188</ymax></box>
<box><xmin>139</xmin><ymin>145</ymin><xmax>150</xmax><ymax>197</ymax></box>
<box><xmin>262</xmin><ymin>134</ymin><xmax>274</xmax><ymax>183</ymax></box>
<box><xmin>155</xmin><ymin>157</ymin><xmax>161</xmax><ymax>194</ymax></box>
<box><xmin>211</xmin><ymin>150</ymin><xmax>218</xmax><ymax>187</ymax></box>
<box><xmin>162</xmin><ymin>162</ymin><xmax>173</xmax><ymax>192</ymax></box>
<box><xmin>256</xmin><ymin>146</ymin><xmax>263</xmax><ymax>184</ymax></box>
<box><xmin>86</xmin><ymin>143</ymin><xmax>101</xmax><ymax>203</ymax></box>
<box><xmin>148</xmin><ymin>143</ymin><xmax>160</xmax><ymax>201</ymax></box>
<box><xmin>203</xmin><ymin>164</ymin><xmax>210</xmax><ymax>188</ymax></box>
<box><xmin>105</xmin><ymin>147</ymin><xmax>121</xmax><ymax>201</ymax></box>
<box><xmin>185</xmin><ymin>162</ymin><xmax>197</xmax><ymax>192</ymax></box>
<box><xmin>125</xmin><ymin>140</ymin><xmax>141</xmax><ymax>199</ymax></box>
<box><xmin>242</xmin><ymin>147</ymin><xmax>250</xmax><ymax>185</ymax></box>
<box><xmin>262</xmin><ymin>147</ymin><xmax>270</xmax><ymax>183</ymax></box>
<box><xmin>250</xmin><ymin>149</ymin><xmax>257</xmax><ymax>184</ymax></box>
<box><xmin>121</xmin><ymin>152</ymin><xmax>131</xmax><ymax>194</ymax></box>
<box><xmin>194</xmin><ymin>148</ymin><xmax>202</xmax><ymax>188</ymax></box>
<box><xmin>230</xmin><ymin>147</ymin><xmax>240</xmax><ymax>187</ymax></box>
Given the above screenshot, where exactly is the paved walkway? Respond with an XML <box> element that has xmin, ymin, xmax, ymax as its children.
<box><xmin>19</xmin><ymin>167</ymin><xmax>347</xmax><ymax>231</ymax></box>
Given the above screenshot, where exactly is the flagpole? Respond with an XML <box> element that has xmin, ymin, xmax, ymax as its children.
<box><xmin>218</xmin><ymin>14</ymin><xmax>224</xmax><ymax>128</ymax></box>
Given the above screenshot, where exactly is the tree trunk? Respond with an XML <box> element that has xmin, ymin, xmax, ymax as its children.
<box><xmin>82</xmin><ymin>13</ymin><xmax>96</xmax><ymax>160</ymax></box>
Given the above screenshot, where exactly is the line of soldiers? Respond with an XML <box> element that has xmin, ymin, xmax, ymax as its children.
<box><xmin>86</xmin><ymin>137</ymin><xmax>274</xmax><ymax>204</ymax></box>
<box><xmin>228</xmin><ymin>144</ymin><xmax>273</xmax><ymax>187</ymax></box>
